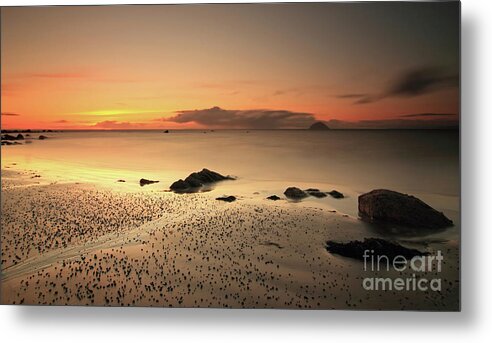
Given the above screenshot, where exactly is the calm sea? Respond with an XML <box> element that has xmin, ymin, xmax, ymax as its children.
<box><xmin>2</xmin><ymin>129</ymin><xmax>459</xmax><ymax>222</ymax></box>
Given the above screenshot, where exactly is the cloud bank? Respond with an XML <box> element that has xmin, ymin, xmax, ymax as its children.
<box><xmin>162</xmin><ymin>106</ymin><xmax>316</xmax><ymax>129</ymax></box>
<box><xmin>339</xmin><ymin>66</ymin><xmax>459</xmax><ymax>104</ymax></box>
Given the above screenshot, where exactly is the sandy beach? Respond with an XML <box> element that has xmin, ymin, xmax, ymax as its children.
<box><xmin>1</xmin><ymin>165</ymin><xmax>459</xmax><ymax>310</ymax></box>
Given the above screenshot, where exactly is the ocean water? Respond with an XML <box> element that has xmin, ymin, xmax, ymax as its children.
<box><xmin>1</xmin><ymin>129</ymin><xmax>459</xmax><ymax>223</ymax></box>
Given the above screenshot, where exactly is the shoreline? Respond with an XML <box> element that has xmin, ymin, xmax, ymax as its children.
<box><xmin>1</xmin><ymin>168</ymin><xmax>459</xmax><ymax>309</ymax></box>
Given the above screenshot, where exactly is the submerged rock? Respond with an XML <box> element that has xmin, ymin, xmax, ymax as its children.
<box><xmin>358</xmin><ymin>189</ymin><xmax>453</xmax><ymax>229</ymax></box>
<box><xmin>170</xmin><ymin>168</ymin><xmax>234</xmax><ymax>193</ymax></box>
<box><xmin>328</xmin><ymin>190</ymin><xmax>344</xmax><ymax>199</ymax></box>
<box><xmin>326</xmin><ymin>238</ymin><xmax>427</xmax><ymax>261</ymax></box>
<box><xmin>38</xmin><ymin>135</ymin><xmax>48</xmax><ymax>140</ymax></box>
<box><xmin>139</xmin><ymin>178</ymin><xmax>159</xmax><ymax>186</ymax></box>
<box><xmin>216</xmin><ymin>195</ymin><xmax>236</xmax><ymax>202</ymax></box>
<box><xmin>284</xmin><ymin>187</ymin><xmax>308</xmax><ymax>199</ymax></box>
<box><xmin>267</xmin><ymin>195</ymin><xmax>281</xmax><ymax>201</ymax></box>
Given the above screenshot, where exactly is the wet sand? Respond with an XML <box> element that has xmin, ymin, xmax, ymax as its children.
<box><xmin>1</xmin><ymin>169</ymin><xmax>459</xmax><ymax>310</ymax></box>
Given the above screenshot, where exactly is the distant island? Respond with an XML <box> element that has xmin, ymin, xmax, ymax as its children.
<box><xmin>309</xmin><ymin>122</ymin><xmax>330</xmax><ymax>130</ymax></box>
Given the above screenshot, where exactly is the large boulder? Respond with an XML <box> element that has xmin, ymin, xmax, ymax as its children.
<box><xmin>358</xmin><ymin>189</ymin><xmax>453</xmax><ymax>229</ymax></box>
<box><xmin>284</xmin><ymin>187</ymin><xmax>308</xmax><ymax>199</ymax></box>
<box><xmin>170</xmin><ymin>168</ymin><xmax>234</xmax><ymax>193</ymax></box>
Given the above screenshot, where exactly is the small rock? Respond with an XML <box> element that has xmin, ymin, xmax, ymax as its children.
<box><xmin>284</xmin><ymin>187</ymin><xmax>308</xmax><ymax>199</ymax></box>
<box><xmin>267</xmin><ymin>195</ymin><xmax>281</xmax><ymax>201</ymax></box>
<box><xmin>38</xmin><ymin>135</ymin><xmax>48</xmax><ymax>140</ymax></box>
<box><xmin>328</xmin><ymin>190</ymin><xmax>344</xmax><ymax>199</ymax></box>
<box><xmin>216</xmin><ymin>195</ymin><xmax>236</xmax><ymax>202</ymax></box>
<box><xmin>306</xmin><ymin>189</ymin><xmax>327</xmax><ymax>198</ymax></box>
<box><xmin>139</xmin><ymin>178</ymin><xmax>159</xmax><ymax>186</ymax></box>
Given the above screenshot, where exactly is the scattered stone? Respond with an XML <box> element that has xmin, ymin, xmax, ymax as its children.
<box><xmin>117</xmin><ymin>180</ymin><xmax>126</xmax><ymax>183</ymax></box>
<box><xmin>216</xmin><ymin>195</ymin><xmax>236</xmax><ymax>202</ymax></box>
<box><xmin>267</xmin><ymin>195</ymin><xmax>281</xmax><ymax>201</ymax></box>
<box><xmin>326</xmin><ymin>238</ymin><xmax>428</xmax><ymax>261</ymax></box>
<box><xmin>163</xmin><ymin>130</ymin><xmax>169</xmax><ymax>133</ymax></box>
<box><xmin>139</xmin><ymin>178</ymin><xmax>159</xmax><ymax>186</ymax></box>
<box><xmin>284</xmin><ymin>187</ymin><xmax>308</xmax><ymax>199</ymax></box>
<box><xmin>358</xmin><ymin>189</ymin><xmax>453</xmax><ymax>229</ymax></box>
<box><xmin>328</xmin><ymin>190</ymin><xmax>344</xmax><ymax>199</ymax></box>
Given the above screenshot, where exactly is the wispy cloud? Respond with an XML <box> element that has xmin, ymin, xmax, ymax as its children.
<box><xmin>160</xmin><ymin>106</ymin><xmax>316</xmax><ymax>129</ymax></box>
<box><xmin>338</xmin><ymin>66</ymin><xmax>459</xmax><ymax>105</ymax></box>
<box><xmin>1</xmin><ymin>112</ymin><xmax>20</xmax><ymax>116</ymax></box>
<box><xmin>91</xmin><ymin>121</ymin><xmax>153</xmax><ymax>130</ymax></box>
<box><xmin>25</xmin><ymin>72</ymin><xmax>90</xmax><ymax>79</ymax></box>
<box><xmin>71</xmin><ymin>109</ymin><xmax>161</xmax><ymax>116</ymax></box>
<box><xmin>399</xmin><ymin>113</ymin><xmax>456</xmax><ymax>118</ymax></box>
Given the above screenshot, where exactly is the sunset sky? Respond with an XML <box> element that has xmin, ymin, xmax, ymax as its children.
<box><xmin>1</xmin><ymin>2</ymin><xmax>459</xmax><ymax>130</ymax></box>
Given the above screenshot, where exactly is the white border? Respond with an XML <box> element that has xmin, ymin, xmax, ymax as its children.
<box><xmin>2</xmin><ymin>0</ymin><xmax>491</xmax><ymax>342</ymax></box>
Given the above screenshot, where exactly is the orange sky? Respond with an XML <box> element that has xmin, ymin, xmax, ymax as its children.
<box><xmin>1</xmin><ymin>3</ymin><xmax>459</xmax><ymax>130</ymax></box>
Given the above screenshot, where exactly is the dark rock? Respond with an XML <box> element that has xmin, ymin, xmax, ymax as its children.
<box><xmin>170</xmin><ymin>179</ymin><xmax>191</xmax><ymax>191</ymax></box>
<box><xmin>139</xmin><ymin>178</ymin><xmax>159</xmax><ymax>186</ymax></box>
<box><xmin>309</xmin><ymin>122</ymin><xmax>330</xmax><ymax>130</ymax></box>
<box><xmin>38</xmin><ymin>135</ymin><xmax>48</xmax><ymax>140</ymax></box>
<box><xmin>328</xmin><ymin>190</ymin><xmax>344</xmax><ymax>199</ymax></box>
<box><xmin>163</xmin><ymin>130</ymin><xmax>169</xmax><ymax>133</ymax></box>
<box><xmin>216</xmin><ymin>195</ymin><xmax>236</xmax><ymax>202</ymax></box>
<box><xmin>2</xmin><ymin>134</ymin><xmax>18</xmax><ymax>140</ymax></box>
<box><xmin>284</xmin><ymin>187</ymin><xmax>308</xmax><ymax>199</ymax></box>
<box><xmin>267</xmin><ymin>195</ymin><xmax>281</xmax><ymax>201</ymax></box>
<box><xmin>117</xmin><ymin>180</ymin><xmax>126</xmax><ymax>183</ymax></box>
<box><xmin>306</xmin><ymin>189</ymin><xmax>327</xmax><ymax>198</ymax></box>
<box><xmin>170</xmin><ymin>168</ymin><xmax>234</xmax><ymax>193</ymax></box>
<box><xmin>358</xmin><ymin>189</ymin><xmax>453</xmax><ymax>229</ymax></box>
<box><xmin>326</xmin><ymin>238</ymin><xmax>428</xmax><ymax>261</ymax></box>
<box><xmin>16</xmin><ymin>134</ymin><xmax>24</xmax><ymax>140</ymax></box>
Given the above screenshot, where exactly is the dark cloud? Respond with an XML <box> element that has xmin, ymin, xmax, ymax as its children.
<box><xmin>53</xmin><ymin>119</ymin><xmax>69</xmax><ymax>123</ymax></box>
<box><xmin>162</xmin><ymin>106</ymin><xmax>316</xmax><ymax>129</ymax></box>
<box><xmin>336</xmin><ymin>93</ymin><xmax>369</xmax><ymax>99</ymax></box>
<box><xmin>399</xmin><ymin>113</ymin><xmax>455</xmax><ymax>118</ymax></box>
<box><xmin>388</xmin><ymin>67</ymin><xmax>458</xmax><ymax>97</ymax></box>
<box><xmin>338</xmin><ymin>66</ymin><xmax>459</xmax><ymax>104</ymax></box>
<box><xmin>324</xmin><ymin>116</ymin><xmax>458</xmax><ymax>129</ymax></box>
<box><xmin>1</xmin><ymin>112</ymin><xmax>20</xmax><ymax>116</ymax></box>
